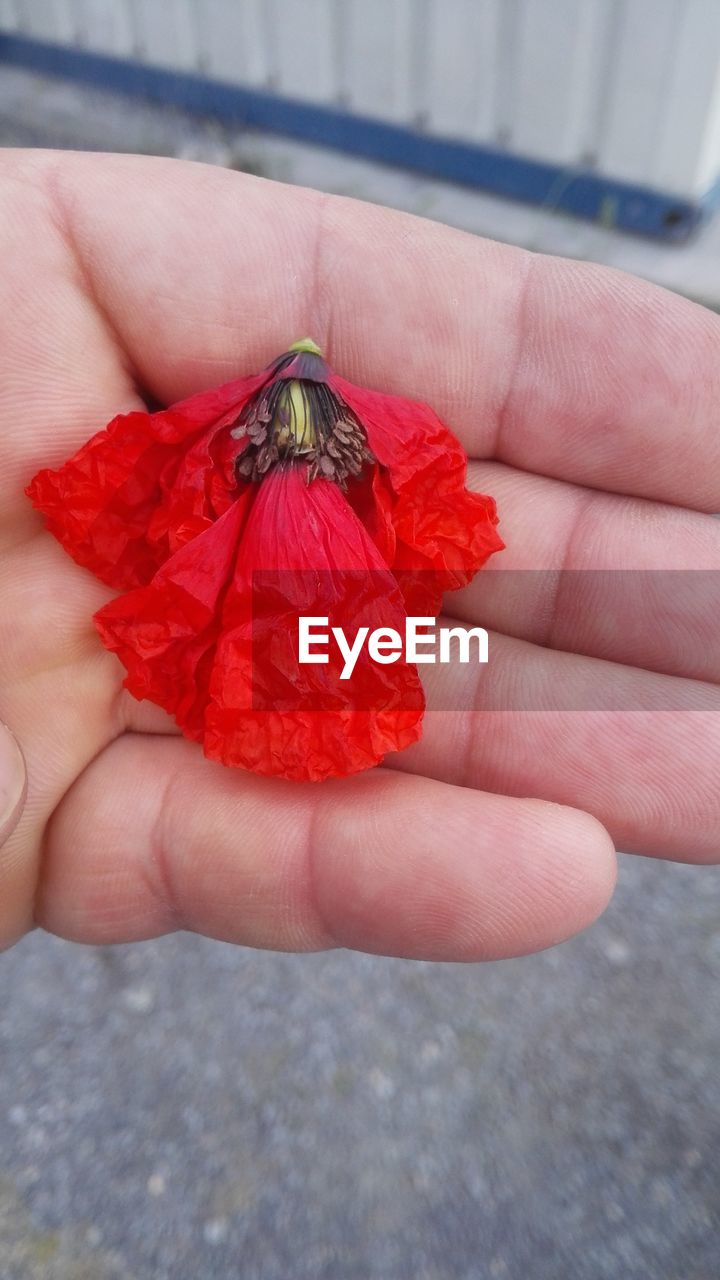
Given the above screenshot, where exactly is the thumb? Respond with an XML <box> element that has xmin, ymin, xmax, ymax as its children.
<box><xmin>0</xmin><ymin>721</ymin><xmax>26</xmax><ymax>846</ymax></box>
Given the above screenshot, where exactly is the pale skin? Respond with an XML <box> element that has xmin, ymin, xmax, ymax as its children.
<box><xmin>0</xmin><ymin>149</ymin><xmax>718</xmax><ymax>960</ymax></box>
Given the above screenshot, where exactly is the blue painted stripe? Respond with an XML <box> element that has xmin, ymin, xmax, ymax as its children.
<box><xmin>0</xmin><ymin>32</ymin><xmax>710</xmax><ymax>242</ymax></box>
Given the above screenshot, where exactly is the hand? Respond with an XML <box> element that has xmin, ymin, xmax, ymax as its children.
<box><xmin>1</xmin><ymin>150</ymin><xmax>717</xmax><ymax>959</ymax></box>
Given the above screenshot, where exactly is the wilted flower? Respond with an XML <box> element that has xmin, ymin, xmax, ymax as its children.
<box><xmin>27</xmin><ymin>339</ymin><xmax>502</xmax><ymax>781</ymax></box>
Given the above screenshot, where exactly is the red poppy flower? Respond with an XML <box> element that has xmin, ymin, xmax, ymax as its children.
<box><xmin>27</xmin><ymin>339</ymin><xmax>503</xmax><ymax>781</ymax></box>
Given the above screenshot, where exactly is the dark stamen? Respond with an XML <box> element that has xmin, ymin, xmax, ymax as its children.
<box><xmin>232</xmin><ymin>376</ymin><xmax>374</xmax><ymax>489</ymax></box>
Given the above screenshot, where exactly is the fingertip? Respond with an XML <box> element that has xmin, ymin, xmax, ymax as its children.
<box><xmin>313</xmin><ymin>779</ymin><xmax>618</xmax><ymax>961</ymax></box>
<box><xmin>513</xmin><ymin>797</ymin><xmax>618</xmax><ymax>945</ymax></box>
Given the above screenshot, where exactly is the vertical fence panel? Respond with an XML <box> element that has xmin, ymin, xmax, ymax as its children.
<box><xmin>75</xmin><ymin>0</ymin><xmax>134</xmax><ymax>57</ymax></box>
<box><xmin>271</xmin><ymin>0</ymin><xmax>337</xmax><ymax>103</ymax></box>
<box><xmin>423</xmin><ymin>0</ymin><xmax>502</xmax><ymax>142</ymax></box>
<box><xmin>128</xmin><ymin>0</ymin><xmax>199</xmax><ymax>71</ymax></box>
<box><xmin>696</xmin><ymin>83</ymin><xmax>720</xmax><ymax>196</ymax></box>
<box><xmin>493</xmin><ymin>0</ymin><xmax>520</xmax><ymax>146</ymax></box>
<box><xmin>16</xmin><ymin>0</ymin><xmax>77</xmax><ymax>42</ymax></box>
<box><xmin>196</xmin><ymin>0</ymin><xmax>270</xmax><ymax>87</ymax></box>
<box><xmin>342</xmin><ymin>0</ymin><xmax>419</xmax><ymax>123</ymax></box>
<box><xmin>651</xmin><ymin>0</ymin><xmax>720</xmax><ymax>195</ymax></box>
<box><xmin>510</xmin><ymin>0</ymin><xmax>609</xmax><ymax>164</ymax></box>
<box><xmin>0</xmin><ymin>0</ymin><xmax>19</xmax><ymax>30</ymax></box>
<box><xmin>596</xmin><ymin>0</ymin><xmax>683</xmax><ymax>187</ymax></box>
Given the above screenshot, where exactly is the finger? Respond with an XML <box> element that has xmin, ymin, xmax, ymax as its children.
<box><xmin>36</xmin><ymin>735</ymin><xmax>616</xmax><ymax>961</ymax></box>
<box><xmin>391</xmin><ymin>626</ymin><xmax>720</xmax><ymax>863</ymax></box>
<box><xmin>0</xmin><ymin>158</ymin><xmax>140</xmax><ymax>525</ymax></box>
<box><xmin>455</xmin><ymin>461</ymin><xmax>720</xmax><ymax>682</ymax></box>
<box><xmin>4</xmin><ymin>150</ymin><xmax>720</xmax><ymax>510</ymax></box>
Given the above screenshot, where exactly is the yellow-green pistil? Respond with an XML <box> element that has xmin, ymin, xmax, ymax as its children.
<box><xmin>273</xmin><ymin>380</ymin><xmax>317</xmax><ymax>453</ymax></box>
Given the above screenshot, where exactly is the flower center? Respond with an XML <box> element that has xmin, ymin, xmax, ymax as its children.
<box><xmin>233</xmin><ymin>354</ymin><xmax>374</xmax><ymax>488</ymax></box>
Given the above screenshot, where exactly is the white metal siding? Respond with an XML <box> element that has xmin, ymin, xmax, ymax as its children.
<box><xmin>2</xmin><ymin>0</ymin><xmax>720</xmax><ymax>200</ymax></box>
<box><xmin>14</xmin><ymin>0</ymin><xmax>77</xmax><ymax>42</ymax></box>
<box><xmin>341</xmin><ymin>0</ymin><xmax>419</xmax><ymax>124</ymax></box>
<box><xmin>127</xmin><ymin>0</ymin><xmax>197</xmax><ymax>70</ymax></box>
<box><xmin>270</xmin><ymin>0</ymin><xmax>338</xmax><ymax>103</ymax></box>
<box><xmin>195</xmin><ymin>0</ymin><xmax>270</xmax><ymax>88</ymax></box>
<box><xmin>509</xmin><ymin>0</ymin><xmax>608</xmax><ymax>165</ymax></box>
<box><xmin>76</xmin><ymin>0</ymin><xmax>134</xmax><ymax>57</ymax></box>
<box><xmin>423</xmin><ymin>0</ymin><xmax>502</xmax><ymax>143</ymax></box>
<box><xmin>652</xmin><ymin>0</ymin><xmax>720</xmax><ymax>195</ymax></box>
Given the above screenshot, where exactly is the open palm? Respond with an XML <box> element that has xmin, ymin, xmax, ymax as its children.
<box><xmin>1</xmin><ymin>149</ymin><xmax>718</xmax><ymax>959</ymax></box>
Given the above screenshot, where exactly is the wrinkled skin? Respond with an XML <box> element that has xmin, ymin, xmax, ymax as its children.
<box><xmin>0</xmin><ymin>150</ymin><xmax>719</xmax><ymax>959</ymax></box>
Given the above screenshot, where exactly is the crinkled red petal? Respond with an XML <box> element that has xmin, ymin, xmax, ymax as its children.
<box><xmin>332</xmin><ymin>375</ymin><xmax>504</xmax><ymax>613</ymax></box>
<box><xmin>94</xmin><ymin>490</ymin><xmax>255</xmax><ymax>740</ymax></box>
<box><xmin>95</xmin><ymin>466</ymin><xmax>424</xmax><ymax>782</ymax></box>
<box><xmin>26</xmin><ymin>371</ymin><xmax>268</xmax><ymax>590</ymax></box>
<box><xmin>32</xmin><ymin>349</ymin><xmax>502</xmax><ymax>781</ymax></box>
<box><xmin>205</xmin><ymin>466</ymin><xmax>424</xmax><ymax>780</ymax></box>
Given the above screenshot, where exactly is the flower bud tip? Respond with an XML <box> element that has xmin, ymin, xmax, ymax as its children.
<box><xmin>288</xmin><ymin>337</ymin><xmax>323</xmax><ymax>356</ymax></box>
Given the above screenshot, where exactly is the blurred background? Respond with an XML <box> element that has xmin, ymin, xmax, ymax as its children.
<box><xmin>2</xmin><ymin>0</ymin><xmax>720</xmax><ymax>290</ymax></box>
<box><xmin>1</xmin><ymin>3</ymin><xmax>720</xmax><ymax>1278</ymax></box>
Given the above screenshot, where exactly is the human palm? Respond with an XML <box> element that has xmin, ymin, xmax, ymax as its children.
<box><xmin>1</xmin><ymin>150</ymin><xmax>717</xmax><ymax>958</ymax></box>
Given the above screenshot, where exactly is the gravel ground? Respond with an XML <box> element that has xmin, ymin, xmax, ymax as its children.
<box><xmin>0</xmin><ymin>67</ymin><xmax>719</xmax><ymax>1280</ymax></box>
<box><xmin>2</xmin><ymin>855</ymin><xmax>720</xmax><ymax>1280</ymax></box>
